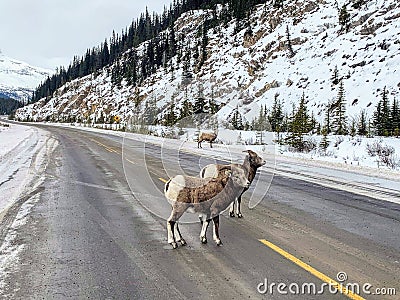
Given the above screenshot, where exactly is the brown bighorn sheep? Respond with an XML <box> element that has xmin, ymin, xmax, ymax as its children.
<box><xmin>198</xmin><ymin>132</ymin><xmax>217</xmax><ymax>148</ymax></box>
<box><xmin>164</xmin><ymin>165</ymin><xmax>250</xmax><ymax>249</ymax></box>
<box><xmin>200</xmin><ymin>150</ymin><xmax>266</xmax><ymax>218</ymax></box>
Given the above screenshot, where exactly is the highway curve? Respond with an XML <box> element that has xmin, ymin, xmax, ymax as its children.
<box><xmin>0</xmin><ymin>125</ymin><xmax>399</xmax><ymax>299</ymax></box>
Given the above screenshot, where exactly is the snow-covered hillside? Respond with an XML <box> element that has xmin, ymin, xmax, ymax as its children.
<box><xmin>0</xmin><ymin>50</ymin><xmax>51</xmax><ymax>102</ymax></box>
<box><xmin>16</xmin><ymin>0</ymin><xmax>400</xmax><ymax>124</ymax></box>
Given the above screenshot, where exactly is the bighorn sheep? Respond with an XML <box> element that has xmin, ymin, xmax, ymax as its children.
<box><xmin>198</xmin><ymin>132</ymin><xmax>217</xmax><ymax>148</ymax></box>
<box><xmin>164</xmin><ymin>165</ymin><xmax>250</xmax><ymax>249</ymax></box>
<box><xmin>200</xmin><ymin>150</ymin><xmax>266</xmax><ymax>218</ymax></box>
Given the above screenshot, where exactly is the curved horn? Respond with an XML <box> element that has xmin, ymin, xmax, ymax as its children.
<box><xmin>219</xmin><ymin>165</ymin><xmax>232</xmax><ymax>172</ymax></box>
<box><xmin>218</xmin><ymin>165</ymin><xmax>232</xmax><ymax>177</ymax></box>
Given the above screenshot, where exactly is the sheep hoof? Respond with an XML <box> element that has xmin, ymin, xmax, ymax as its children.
<box><xmin>170</xmin><ymin>242</ymin><xmax>178</xmax><ymax>249</ymax></box>
<box><xmin>180</xmin><ymin>239</ymin><xmax>187</xmax><ymax>246</ymax></box>
<box><xmin>237</xmin><ymin>213</ymin><xmax>243</xmax><ymax>218</ymax></box>
<box><xmin>216</xmin><ymin>240</ymin><xmax>223</xmax><ymax>246</ymax></box>
<box><xmin>200</xmin><ymin>236</ymin><xmax>207</xmax><ymax>244</ymax></box>
<box><xmin>229</xmin><ymin>212</ymin><xmax>235</xmax><ymax>218</ymax></box>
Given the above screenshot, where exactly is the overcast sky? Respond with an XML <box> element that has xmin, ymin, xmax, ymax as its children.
<box><xmin>0</xmin><ymin>0</ymin><xmax>167</xmax><ymax>71</ymax></box>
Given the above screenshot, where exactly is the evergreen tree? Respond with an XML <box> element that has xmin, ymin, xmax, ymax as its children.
<box><xmin>286</xmin><ymin>25</ymin><xmax>295</xmax><ymax>58</ymax></box>
<box><xmin>324</xmin><ymin>104</ymin><xmax>332</xmax><ymax>134</ymax></box>
<box><xmin>0</xmin><ymin>97</ymin><xmax>23</xmax><ymax>115</ymax></box>
<box><xmin>208</xmin><ymin>97</ymin><xmax>218</xmax><ymax>114</ymax></box>
<box><xmin>373</xmin><ymin>100</ymin><xmax>383</xmax><ymax>135</ymax></box>
<box><xmin>164</xmin><ymin>102</ymin><xmax>177</xmax><ymax>126</ymax></box>
<box><xmin>168</xmin><ymin>24</ymin><xmax>177</xmax><ymax>58</ymax></box>
<box><xmin>144</xmin><ymin>96</ymin><xmax>158</xmax><ymax>125</ymax></box>
<box><xmin>231</xmin><ymin>106</ymin><xmax>244</xmax><ymax>130</ymax></box>
<box><xmin>331</xmin><ymin>80</ymin><xmax>347</xmax><ymax>135</ymax></box>
<box><xmin>170</xmin><ymin>60</ymin><xmax>175</xmax><ymax>81</ymax></box>
<box><xmin>194</xmin><ymin>85</ymin><xmax>206</xmax><ymax>114</ymax></box>
<box><xmin>255</xmin><ymin>105</ymin><xmax>269</xmax><ymax>131</ymax></box>
<box><xmin>285</xmin><ymin>93</ymin><xmax>311</xmax><ymax>151</ymax></box>
<box><xmin>391</xmin><ymin>98</ymin><xmax>400</xmax><ymax>137</ymax></box>
<box><xmin>198</xmin><ymin>24</ymin><xmax>209</xmax><ymax>70</ymax></box>
<box><xmin>374</xmin><ymin>87</ymin><xmax>391</xmax><ymax>136</ymax></box>
<box><xmin>381</xmin><ymin>87</ymin><xmax>391</xmax><ymax>136</ymax></box>
<box><xmin>297</xmin><ymin>92</ymin><xmax>312</xmax><ymax>132</ymax></box>
<box><xmin>319</xmin><ymin>126</ymin><xmax>330</xmax><ymax>155</ymax></box>
<box><xmin>357</xmin><ymin>109</ymin><xmax>368</xmax><ymax>136</ymax></box>
<box><xmin>102</xmin><ymin>39</ymin><xmax>110</xmax><ymax>65</ymax></box>
<box><xmin>244</xmin><ymin>121</ymin><xmax>250</xmax><ymax>131</ymax></box>
<box><xmin>339</xmin><ymin>5</ymin><xmax>351</xmax><ymax>32</ymax></box>
<box><xmin>182</xmin><ymin>46</ymin><xmax>192</xmax><ymax>84</ymax></box>
<box><xmin>349</xmin><ymin>118</ymin><xmax>357</xmax><ymax>137</ymax></box>
<box><xmin>179</xmin><ymin>99</ymin><xmax>193</xmax><ymax>120</ymax></box>
<box><xmin>331</xmin><ymin>65</ymin><xmax>340</xmax><ymax>85</ymax></box>
<box><xmin>268</xmin><ymin>93</ymin><xmax>284</xmax><ymax>133</ymax></box>
<box><xmin>310</xmin><ymin>111</ymin><xmax>317</xmax><ymax>134</ymax></box>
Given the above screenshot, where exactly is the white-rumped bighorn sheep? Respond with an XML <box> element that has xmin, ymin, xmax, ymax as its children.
<box><xmin>198</xmin><ymin>132</ymin><xmax>217</xmax><ymax>148</ymax></box>
<box><xmin>200</xmin><ymin>150</ymin><xmax>266</xmax><ymax>218</ymax></box>
<box><xmin>164</xmin><ymin>165</ymin><xmax>250</xmax><ymax>249</ymax></box>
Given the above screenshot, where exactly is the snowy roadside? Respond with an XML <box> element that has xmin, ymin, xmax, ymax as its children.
<box><xmin>0</xmin><ymin>121</ymin><xmax>52</xmax><ymax>214</ymax></box>
<box><xmin>0</xmin><ymin>119</ymin><xmax>58</xmax><ymax>293</ymax></box>
<box><xmin>28</xmin><ymin>122</ymin><xmax>400</xmax><ymax>205</ymax></box>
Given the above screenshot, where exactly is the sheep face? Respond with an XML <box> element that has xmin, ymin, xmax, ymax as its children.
<box><xmin>230</xmin><ymin>166</ymin><xmax>250</xmax><ymax>189</ymax></box>
<box><xmin>245</xmin><ymin>150</ymin><xmax>266</xmax><ymax>168</ymax></box>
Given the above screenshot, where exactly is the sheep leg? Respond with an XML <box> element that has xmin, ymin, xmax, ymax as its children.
<box><xmin>236</xmin><ymin>195</ymin><xmax>243</xmax><ymax>218</ymax></box>
<box><xmin>212</xmin><ymin>215</ymin><xmax>222</xmax><ymax>246</ymax></box>
<box><xmin>229</xmin><ymin>201</ymin><xmax>235</xmax><ymax>217</ymax></box>
<box><xmin>198</xmin><ymin>141</ymin><xmax>202</xmax><ymax>148</ymax></box>
<box><xmin>167</xmin><ymin>209</ymin><xmax>185</xmax><ymax>249</ymax></box>
<box><xmin>210</xmin><ymin>141</ymin><xmax>213</xmax><ymax>148</ymax></box>
<box><xmin>199</xmin><ymin>214</ymin><xmax>205</xmax><ymax>226</ymax></box>
<box><xmin>167</xmin><ymin>220</ymin><xmax>178</xmax><ymax>249</ymax></box>
<box><xmin>200</xmin><ymin>218</ymin><xmax>210</xmax><ymax>244</ymax></box>
<box><xmin>175</xmin><ymin>223</ymin><xmax>186</xmax><ymax>246</ymax></box>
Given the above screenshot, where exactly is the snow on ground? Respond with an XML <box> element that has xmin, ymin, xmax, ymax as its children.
<box><xmin>1</xmin><ymin>122</ymin><xmax>39</xmax><ymax>213</ymax></box>
<box><xmin>0</xmin><ymin>119</ymin><xmax>58</xmax><ymax>213</ymax></box>
<box><xmin>0</xmin><ymin>119</ymin><xmax>58</xmax><ymax>292</ymax></box>
<box><xmin>0</xmin><ymin>121</ymin><xmax>33</xmax><ymax>156</ymax></box>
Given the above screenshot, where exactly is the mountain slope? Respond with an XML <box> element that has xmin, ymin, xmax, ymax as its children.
<box><xmin>15</xmin><ymin>0</ymin><xmax>400</xmax><ymax>125</ymax></box>
<box><xmin>0</xmin><ymin>51</ymin><xmax>52</xmax><ymax>102</ymax></box>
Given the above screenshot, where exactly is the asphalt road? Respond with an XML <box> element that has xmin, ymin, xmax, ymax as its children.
<box><xmin>1</xmin><ymin>125</ymin><xmax>399</xmax><ymax>299</ymax></box>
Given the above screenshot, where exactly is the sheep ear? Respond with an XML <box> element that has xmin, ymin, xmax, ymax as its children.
<box><xmin>243</xmin><ymin>150</ymin><xmax>255</xmax><ymax>156</ymax></box>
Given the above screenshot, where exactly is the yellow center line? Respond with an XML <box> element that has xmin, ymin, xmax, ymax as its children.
<box><xmin>107</xmin><ymin>147</ymin><xmax>121</xmax><ymax>154</ymax></box>
<box><xmin>104</xmin><ymin>146</ymin><xmax>117</xmax><ymax>153</ymax></box>
<box><xmin>259</xmin><ymin>239</ymin><xmax>365</xmax><ymax>300</ymax></box>
<box><xmin>89</xmin><ymin>138</ymin><xmax>121</xmax><ymax>154</ymax></box>
<box><xmin>159</xmin><ymin>177</ymin><xmax>168</xmax><ymax>183</ymax></box>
